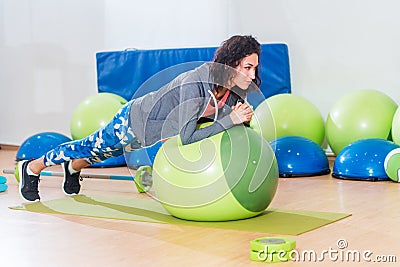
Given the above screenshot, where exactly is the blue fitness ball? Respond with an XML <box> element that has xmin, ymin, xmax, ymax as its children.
<box><xmin>332</xmin><ymin>138</ymin><xmax>400</xmax><ymax>181</ymax></box>
<box><xmin>125</xmin><ymin>142</ymin><xmax>162</xmax><ymax>169</ymax></box>
<box><xmin>270</xmin><ymin>136</ymin><xmax>330</xmax><ymax>177</ymax></box>
<box><xmin>16</xmin><ymin>132</ymin><xmax>72</xmax><ymax>161</ymax></box>
<box><xmin>90</xmin><ymin>154</ymin><xmax>127</xmax><ymax>168</ymax></box>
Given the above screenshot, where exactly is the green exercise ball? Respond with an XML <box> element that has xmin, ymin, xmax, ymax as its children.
<box><xmin>153</xmin><ymin>126</ymin><xmax>279</xmax><ymax>222</ymax></box>
<box><xmin>70</xmin><ymin>93</ymin><xmax>127</xmax><ymax>140</ymax></box>
<box><xmin>250</xmin><ymin>93</ymin><xmax>325</xmax><ymax>145</ymax></box>
<box><xmin>326</xmin><ymin>89</ymin><xmax>397</xmax><ymax>155</ymax></box>
<box><xmin>392</xmin><ymin>107</ymin><xmax>400</xmax><ymax>145</ymax></box>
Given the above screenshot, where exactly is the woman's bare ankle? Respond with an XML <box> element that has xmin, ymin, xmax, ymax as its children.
<box><xmin>28</xmin><ymin>157</ymin><xmax>46</xmax><ymax>175</ymax></box>
<box><xmin>71</xmin><ymin>158</ymin><xmax>90</xmax><ymax>172</ymax></box>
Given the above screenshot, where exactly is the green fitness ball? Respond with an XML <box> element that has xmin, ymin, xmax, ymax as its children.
<box><xmin>250</xmin><ymin>94</ymin><xmax>325</xmax><ymax>145</ymax></box>
<box><xmin>384</xmin><ymin>148</ymin><xmax>400</xmax><ymax>182</ymax></box>
<box><xmin>392</xmin><ymin>107</ymin><xmax>400</xmax><ymax>145</ymax></box>
<box><xmin>70</xmin><ymin>93</ymin><xmax>127</xmax><ymax>140</ymax></box>
<box><xmin>104</xmin><ymin>92</ymin><xmax>128</xmax><ymax>104</ymax></box>
<box><xmin>152</xmin><ymin>126</ymin><xmax>279</xmax><ymax>222</ymax></box>
<box><xmin>326</xmin><ymin>89</ymin><xmax>397</xmax><ymax>155</ymax></box>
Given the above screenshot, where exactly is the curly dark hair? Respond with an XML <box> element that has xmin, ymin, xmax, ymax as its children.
<box><xmin>211</xmin><ymin>35</ymin><xmax>261</xmax><ymax>92</ymax></box>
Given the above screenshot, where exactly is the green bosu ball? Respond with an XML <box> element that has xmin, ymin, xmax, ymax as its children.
<box><xmin>326</xmin><ymin>89</ymin><xmax>397</xmax><ymax>155</ymax></box>
<box><xmin>250</xmin><ymin>94</ymin><xmax>325</xmax><ymax>145</ymax></box>
<box><xmin>384</xmin><ymin>148</ymin><xmax>400</xmax><ymax>182</ymax></box>
<box><xmin>152</xmin><ymin>126</ymin><xmax>279</xmax><ymax>221</ymax></box>
<box><xmin>70</xmin><ymin>93</ymin><xmax>127</xmax><ymax>140</ymax></box>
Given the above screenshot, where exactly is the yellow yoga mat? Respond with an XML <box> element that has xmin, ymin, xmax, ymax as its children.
<box><xmin>10</xmin><ymin>195</ymin><xmax>351</xmax><ymax>235</ymax></box>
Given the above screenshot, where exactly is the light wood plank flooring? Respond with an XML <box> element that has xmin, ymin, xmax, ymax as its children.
<box><xmin>0</xmin><ymin>146</ymin><xmax>399</xmax><ymax>266</ymax></box>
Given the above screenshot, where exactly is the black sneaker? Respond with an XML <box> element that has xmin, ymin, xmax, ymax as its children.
<box><xmin>61</xmin><ymin>161</ymin><xmax>81</xmax><ymax>196</ymax></box>
<box><xmin>15</xmin><ymin>160</ymin><xmax>40</xmax><ymax>202</ymax></box>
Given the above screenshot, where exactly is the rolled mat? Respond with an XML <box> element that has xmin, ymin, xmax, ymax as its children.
<box><xmin>9</xmin><ymin>195</ymin><xmax>351</xmax><ymax>235</ymax></box>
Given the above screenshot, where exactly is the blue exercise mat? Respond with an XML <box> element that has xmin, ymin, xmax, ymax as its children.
<box><xmin>96</xmin><ymin>44</ymin><xmax>291</xmax><ymax>104</ymax></box>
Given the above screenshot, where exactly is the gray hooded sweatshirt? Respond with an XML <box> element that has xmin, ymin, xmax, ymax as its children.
<box><xmin>129</xmin><ymin>63</ymin><xmax>248</xmax><ymax>147</ymax></box>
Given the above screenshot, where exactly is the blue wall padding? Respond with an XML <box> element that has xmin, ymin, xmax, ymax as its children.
<box><xmin>96</xmin><ymin>44</ymin><xmax>291</xmax><ymax>101</ymax></box>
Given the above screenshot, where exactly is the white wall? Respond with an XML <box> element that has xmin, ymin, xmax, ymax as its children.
<box><xmin>103</xmin><ymin>0</ymin><xmax>230</xmax><ymax>50</ymax></box>
<box><xmin>0</xmin><ymin>0</ymin><xmax>229</xmax><ymax>145</ymax></box>
<box><xmin>230</xmin><ymin>0</ymin><xmax>400</xmax><ymax>119</ymax></box>
<box><xmin>2</xmin><ymin>0</ymin><xmax>400</xmax><ymax>145</ymax></box>
<box><xmin>0</xmin><ymin>0</ymin><xmax>106</xmax><ymax>145</ymax></box>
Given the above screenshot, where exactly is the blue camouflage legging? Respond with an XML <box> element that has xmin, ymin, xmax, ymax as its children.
<box><xmin>43</xmin><ymin>101</ymin><xmax>142</xmax><ymax>167</ymax></box>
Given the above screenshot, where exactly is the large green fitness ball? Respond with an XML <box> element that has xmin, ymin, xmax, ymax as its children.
<box><xmin>392</xmin><ymin>107</ymin><xmax>400</xmax><ymax>145</ymax></box>
<box><xmin>250</xmin><ymin>94</ymin><xmax>325</xmax><ymax>145</ymax></box>
<box><xmin>70</xmin><ymin>93</ymin><xmax>127</xmax><ymax>140</ymax></box>
<box><xmin>152</xmin><ymin>126</ymin><xmax>279</xmax><ymax>221</ymax></box>
<box><xmin>384</xmin><ymin>148</ymin><xmax>400</xmax><ymax>182</ymax></box>
<box><xmin>326</xmin><ymin>89</ymin><xmax>397</xmax><ymax>155</ymax></box>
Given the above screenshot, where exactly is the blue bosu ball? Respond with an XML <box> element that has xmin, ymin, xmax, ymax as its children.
<box><xmin>332</xmin><ymin>138</ymin><xmax>400</xmax><ymax>181</ymax></box>
<box><xmin>16</xmin><ymin>132</ymin><xmax>72</xmax><ymax>161</ymax></box>
<box><xmin>270</xmin><ymin>136</ymin><xmax>330</xmax><ymax>177</ymax></box>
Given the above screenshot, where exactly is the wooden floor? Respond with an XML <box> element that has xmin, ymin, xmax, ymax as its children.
<box><xmin>0</xmin><ymin>146</ymin><xmax>399</xmax><ymax>267</ymax></box>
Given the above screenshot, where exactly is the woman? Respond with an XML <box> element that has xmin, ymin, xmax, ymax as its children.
<box><xmin>16</xmin><ymin>35</ymin><xmax>261</xmax><ymax>202</ymax></box>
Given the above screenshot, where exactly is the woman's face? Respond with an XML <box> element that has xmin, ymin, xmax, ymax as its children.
<box><xmin>232</xmin><ymin>53</ymin><xmax>259</xmax><ymax>90</ymax></box>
